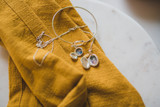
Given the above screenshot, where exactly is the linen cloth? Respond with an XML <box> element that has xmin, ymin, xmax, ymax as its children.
<box><xmin>0</xmin><ymin>0</ymin><xmax>145</xmax><ymax>106</ymax></box>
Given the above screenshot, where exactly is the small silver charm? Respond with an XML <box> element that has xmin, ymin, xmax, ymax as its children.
<box><xmin>88</xmin><ymin>54</ymin><xmax>99</xmax><ymax>67</ymax></box>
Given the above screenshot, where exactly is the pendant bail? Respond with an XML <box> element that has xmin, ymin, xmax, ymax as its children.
<box><xmin>89</xmin><ymin>49</ymin><xmax>92</xmax><ymax>54</ymax></box>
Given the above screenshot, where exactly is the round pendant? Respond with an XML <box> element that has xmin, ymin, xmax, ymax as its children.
<box><xmin>81</xmin><ymin>57</ymin><xmax>90</xmax><ymax>69</ymax></box>
<box><xmin>75</xmin><ymin>47</ymin><xmax>83</xmax><ymax>56</ymax></box>
<box><xmin>70</xmin><ymin>52</ymin><xmax>78</xmax><ymax>60</ymax></box>
<box><xmin>88</xmin><ymin>54</ymin><xmax>99</xmax><ymax>67</ymax></box>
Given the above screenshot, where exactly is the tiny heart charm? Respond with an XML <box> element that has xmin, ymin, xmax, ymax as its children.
<box><xmin>70</xmin><ymin>52</ymin><xmax>78</xmax><ymax>60</ymax></box>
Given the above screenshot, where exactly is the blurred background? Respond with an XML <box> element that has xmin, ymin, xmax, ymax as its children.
<box><xmin>99</xmin><ymin>0</ymin><xmax>160</xmax><ymax>50</ymax></box>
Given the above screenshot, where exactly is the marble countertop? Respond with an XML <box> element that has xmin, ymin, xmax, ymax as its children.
<box><xmin>98</xmin><ymin>0</ymin><xmax>160</xmax><ymax>51</ymax></box>
<box><xmin>0</xmin><ymin>0</ymin><xmax>160</xmax><ymax>107</ymax></box>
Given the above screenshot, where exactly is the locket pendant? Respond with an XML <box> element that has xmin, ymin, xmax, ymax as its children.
<box><xmin>81</xmin><ymin>53</ymin><xmax>99</xmax><ymax>69</ymax></box>
<box><xmin>81</xmin><ymin>54</ymin><xmax>90</xmax><ymax>69</ymax></box>
<box><xmin>88</xmin><ymin>54</ymin><xmax>99</xmax><ymax>67</ymax></box>
<box><xmin>70</xmin><ymin>47</ymin><xmax>83</xmax><ymax>60</ymax></box>
<box><xmin>75</xmin><ymin>47</ymin><xmax>83</xmax><ymax>56</ymax></box>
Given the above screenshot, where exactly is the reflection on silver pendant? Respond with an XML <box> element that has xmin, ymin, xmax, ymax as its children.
<box><xmin>75</xmin><ymin>47</ymin><xmax>83</xmax><ymax>56</ymax></box>
<box><xmin>70</xmin><ymin>52</ymin><xmax>78</xmax><ymax>60</ymax></box>
<box><xmin>88</xmin><ymin>54</ymin><xmax>99</xmax><ymax>67</ymax></box>
<box><xmin>81</xmin><ymin>57</ymin><xmax>90</xmax><ymax>69</ymax></box>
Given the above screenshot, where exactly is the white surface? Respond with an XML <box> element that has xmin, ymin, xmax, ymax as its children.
<box><xmin>97</xmin><ymin>0</ymin><xmax>160</xmax><ymax>51</ymax></box>
<box><xmin>0</xmin><ymin>48</ymin><xmax>9</xmax><ymax>107</ymax></box>
<box><xmin>0</xmin><ymin>0</ymin><xmax>160</xmax><ymax>107</ymax></box>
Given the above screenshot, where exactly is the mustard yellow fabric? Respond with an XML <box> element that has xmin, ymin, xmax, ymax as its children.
<box><xmin>0</xmin><ymin>0</ymin><xmax>145</xmax><ymax>106</ymax></box>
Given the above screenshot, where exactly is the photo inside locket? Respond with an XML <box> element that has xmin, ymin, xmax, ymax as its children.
<box><xmin>76</xmin><ymin>48</ymin><xmax>83</xmax><ymax>55</ymax></box>
<box><xmin>90</xmin><ymin>55</ymin><xmax>97</xmax><ymax>64</ymax></box>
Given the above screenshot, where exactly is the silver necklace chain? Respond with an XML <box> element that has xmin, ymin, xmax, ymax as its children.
<box><xmin>33</xmin><ymin>6</ymin><xmax>99</xmax><ymax>69</ymax></box>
